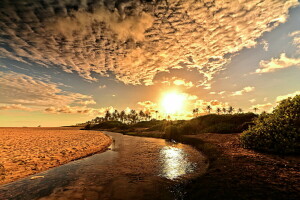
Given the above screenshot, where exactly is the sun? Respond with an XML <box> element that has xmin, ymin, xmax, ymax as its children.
<box><xmin>161</xmin><ymin>92</ymin><xmax>186</xmax><ymax>114</ymax></box>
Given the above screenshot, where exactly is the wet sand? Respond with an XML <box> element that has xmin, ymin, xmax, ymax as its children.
<box><xmin>0</xmin><ymin>131</ymin><xmax>207</xmax><ymax>200</ymax></box>
<box><xmin>183</xmin><ymin>133</ymin><xmax>300</xmax><ymax>200</ymax></box>
<box><xmin>0</xmin><ymin>127</ymin><xmax>111</xmax><ymax>185</ymax></box>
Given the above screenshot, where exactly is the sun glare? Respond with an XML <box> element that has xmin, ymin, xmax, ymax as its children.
<box><xmin>161</xmin><ymin>92</ymin><xmax>186</xmax><ymax>114</ymax></box>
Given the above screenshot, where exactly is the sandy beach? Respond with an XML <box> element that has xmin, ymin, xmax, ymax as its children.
<box><xmin>0</xmin><ymin>127</ymin><xmax>111</xmax><ymax>185</ymax></box>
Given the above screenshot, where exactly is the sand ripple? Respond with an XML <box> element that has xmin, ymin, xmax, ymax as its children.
<box><xmin>0</xmin><ymin>127</ymin><xmax>111</xmax><ymax>185</ymax></box>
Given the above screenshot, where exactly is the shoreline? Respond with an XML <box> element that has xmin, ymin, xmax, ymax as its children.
<box><xmin>0</xmin><ymin>127</ymin><xmax>112</xmax><ymax>185</ymax></box>
<box><xmin>181</xmin><ymin>133</ymin><xmax>300</xmax><ymax>200</ymax></box>
<box><xmin>109</xmin><ymin>130</ymin><xmax>299</xmax><ymax>199</ymax></box>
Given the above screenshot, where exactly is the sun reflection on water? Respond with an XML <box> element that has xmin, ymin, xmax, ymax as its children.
<box><xmin>159</xmin><ymin>146</ymin><xmax>196</xmax><ymax>180</ymax></box>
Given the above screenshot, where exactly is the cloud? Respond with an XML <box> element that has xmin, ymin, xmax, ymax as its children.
<box><xmin>0</xmin><ymin>71</ymin><xmax>95</xmax><ymax>107</ymax></box>
<box><xmin>173</xmin><ymin>79</ymin><xmax>194</xmax><ymax>88</ymax></box>
<box><xmin>256</xmin><ymin>53</ymin><xmax>300</xmax><ymax>73</ymax></box>
<box><xmin>249</xmin><ymin>99</ymin><xmax>256</xmax><ymax>103</ymax></box>
<box><xmin>231</xmin><ymin>86</ymin><xmax>255</xmax><ymax>96</ymax></box>
<box><xmin>0</xmin><ymin>0</ymin><xmax>298</xmax><ymax>86</ymax></box>
<box><xmin>260</xmin><ymin>40</ymin><xmax>269</xmax><ymax>51</ymax></box>
<box><xmin>77</xmin><ymin>100</ymin><xmax>97</xmax><ymax>106</ymax></box>
<box><xmin>99</xmin><ymin>85</ymin><xmax>107</xmax><ymax>89</ymax></box>
<box><xmin>250</xmin><ymin>103</ymin><xmax>274</xmax><ymax>112</ymax></box>
<box><xmin>138</xmin><ymin>100</ymin><xmax>157</xmax><ymax>112</ymax></box>
<box><xmin>194</xmin><ymin>99</ymin><xmax>229</xmax><ymax>113</ymax></box>
<box><xmin>44</xmin><ymin>106</ymin><xmax>108</xmax><ymax>115</ymax></box>
<box><xmin>0</xmin><ymin>104</ymin><xmax>32</xmax><ymax>111</ymax></box>
<box><xmin>276</xmin><ymin>91</ymin><xmax>300</xmax><ymax>102</ymax></box>
<box><xmin>289</xmin><ymin>30</ymin><xmax>300</xmax><ymax>53</ymax></box>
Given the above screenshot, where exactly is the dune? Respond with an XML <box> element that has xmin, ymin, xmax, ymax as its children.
<box><xmin>0</xmin><ymin>127</ymin><xmax>111</xmax><ymax>185</ymax></box>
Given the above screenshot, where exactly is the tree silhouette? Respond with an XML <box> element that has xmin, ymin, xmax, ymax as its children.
<box><xmin>155</xmin><ymin>110</ymin><xmax>159</xmax><ymax>119</ymax></box>
<box><xmin>216</xmin><ymin>108</ymin><xmax>221</xmax><ymax>115</ymax></box>
<box><xmin>139</xmin><ymin>110</ymin><xmax>145</xmax><ymax>121</ymax></box>
<box><xmin>192</xmin><ymin>108</ymin><xmax>199</xmax><ymax>117</ymax></box>
<box><xmin>120</xmin><ymin>110</ymin><xmax>126</xmax><ymax>123</ymax></box>
<box><xmin>253</xmin><ymin>107</ymin><xmax>259</xmax><ymax>113</ymax></box>
<box><xmin>206</xmin><ymin>105</ymin><xmax>212</xmax><ymax>114</ymax></box>
<box><xmin>238</xmin><ymin>108</ymin><xmax>243</xmax><ymax>113</ymax></box>
<box><xmin>112</xmin><ymin>110</ymin><xmax>119</xmax><ymax>121</ymax></box>
<box><xmin>228</xmin><ymin>106</ymin><xmax>234</xmax><ymax>114</ymax></box>
<box><xmin>130</xmin><ymin>109</ymin><xmax>138</xmax><ymax>124</ymax></box>
<box><xmin>222</xmin><ymin>107</ymin><xmax>227</xmax><ymax>114</ymax></box>
<box><xmin>105</xmin><ymin>110</ymin><xmax>111</xmax><ymax>121</ymax></box>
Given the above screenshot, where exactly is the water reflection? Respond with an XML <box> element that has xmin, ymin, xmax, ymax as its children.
<box><xmin>159</xmin><ymin>146</ymin><xmax>196</xmax><ymax>180</ymax></box>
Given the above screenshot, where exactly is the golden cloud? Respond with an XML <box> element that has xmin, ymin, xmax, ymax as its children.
<box><xmin>0</xmin><ymin>71</ymin><xmax>95</xmax><ymax>107</ymax></box>
<box><xmin>0</xmin><ymin>104</ymin><xmax>32</xmax><ymax>111</ymax></box>
<box><xmin>276</xmin><ymin>91</ymin><xmax>300</xmax><ymax>102</ymax></box>
<box><xmin>0</xmin><ymin>0</ymin><xmax>298</xmax><ymax>86</ymax></box>
<box><xmin>256</xmin><ymin>53</ymin><xmax>300</xmax><ymax>73</ymax></box>
<box><xmin>231</xmin><ymin>86</ymin><xmax>255</xmax><ymax>96</ymax></box>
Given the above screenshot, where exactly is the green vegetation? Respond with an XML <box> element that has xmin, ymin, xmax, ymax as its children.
<box><xmin>194</xmin><ymin>113</ymin><xmax>257</xmax><ymax>133</ymax></box>
<box><xmin>164</xmin><ymin>113</ymin><xmax>257</xmax><ymax>139</ymax></box>
<box><xmin>84</xmin><ymin>113</ymin><xmax>257</xmax><ymax>141</ymax></box>
<box><xmin>83</xmin><ymin>96</ymin><xmax>300</xmax><ymax>155</ymax></box>
<box><xmin>241</xmin><ymin>95</ymin><xmax>300</xmax><ymax>154</ymax></box>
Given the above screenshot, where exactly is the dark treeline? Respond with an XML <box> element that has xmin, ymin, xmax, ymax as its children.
<box><xmin>82</xmin><ymin>104</ymin><xmax>261</xmax><ymax>126</ymax></box>
<box><xmin>84</xmin><ymin>109</ymin><xmax>153</xmax><ymax>125</ymax></box>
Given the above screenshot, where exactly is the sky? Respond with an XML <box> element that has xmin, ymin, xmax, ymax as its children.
<box><xmin>0</xmin><ymin>0</ymin><xmax>300</xmax><ymax>127</ymax></box>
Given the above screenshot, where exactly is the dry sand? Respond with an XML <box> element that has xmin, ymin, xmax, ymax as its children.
<box><xmin>0</xmin><ymin>127</ymin><xmax>111</xmax><ymax>185</ymax></box>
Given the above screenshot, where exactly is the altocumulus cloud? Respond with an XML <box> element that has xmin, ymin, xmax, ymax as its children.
<box><xmin>0</xmin><ymin>71</ymin><xmax>95</xmax><ymax>107</ymax></box>
<box><xmin>0</xmin><ymin>0</ymin><xmax>298</xmax><ymax>87</ymax></box>
<box><xmin>256</xmin><ymin>53</ymin><xmax>300</xmax><ymax>73</ymax></box>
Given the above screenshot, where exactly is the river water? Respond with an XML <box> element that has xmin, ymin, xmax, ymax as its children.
<box><xmin>0</xmin><ymin>132</ymin><xmax>208</xmax><ymax>200</ymax></box>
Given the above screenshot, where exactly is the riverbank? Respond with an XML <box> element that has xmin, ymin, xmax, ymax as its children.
<box><xmin>0</xmin><ymin>127</ymin><xmax>112</xmax><ymax>185</ymax></box>
<box><xmin>113</xmin><ymin>130</ymin><xmax>300</xmax><ymax>199</ymax></box>
<box><xmin>182</xmin><ymin>133</ymin><xmax>300</xmax><ymax>200</ymax></box>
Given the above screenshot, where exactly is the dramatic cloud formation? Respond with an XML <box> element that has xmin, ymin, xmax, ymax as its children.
<box><xmin>0</xmin><ymin>0</ymin><xmax>298</xmax><ymax>86</ymax></box>
<box><xmin>0</xmin><ymin>71</ymin><xmax>95</xmax><ymax>107</ymax></box>
<box><xmin>231</xmin><ymin>86</ymin><xmax>255</xmax><ymax>96</ymax></box>
<box><xmin>276</xmin><ymin>91</ymin><xmax>300</xmax><ymax>102</ymax></box>
<box><xmin>256</xmin><ymin>53</ymin><xmax>300</xmax><ymax>73</ymax></box>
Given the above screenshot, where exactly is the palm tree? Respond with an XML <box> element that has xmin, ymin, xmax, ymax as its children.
<box><xmin>155</xmin><ymin>110</ymin><xmax>159</xmax><ymax>119</ymax></box>
<box><xmin>228</xmin><ymin>106</ymin><xmax>234</xmax><ymax>114</ymax></box>
<box><xmin>238</xmin><ymin>108</ymin><xmax>243</xmax><ymax>113</ymax></box>
<box><xmin>222</xmin><ymin>107</ymin><xmax>227</xmax><ymax>114</ymax></box>
<box><xmin>112</xmin><ymin>110</ymin><xmax>119</xmax><ymax>121</ymax></box>
<box><xmin>139</xmin><ymin>110</ymin><xmax>145</xmax><ymax>121</ymax></box>
<box><xmin>130</xmin><ymin>109</ymin><xmax>138</xmax><ymax>124</ymax></box>
<box><xmin>253</xmin><ymin>107</ymin><xmax>259</xmax><ymax>113</ymax></box>
<box><xmin>206</xmin><ymin>105</ymin><xmax>212</xmax><ymax>114</ymax></box>
<box><xmin>192</xmin><ymin>108</ymin><xmax>199</xmax><ymax>117</ymax></box>
<box><xmin>120</xmin><ymin>110</ymin><xmax>126</xmax><ymax>123</ymax></box>
<box><xmin>195</xmin><ymin>108</ymin><xmax>199</xmax><ymax>116</ymax></box>
<box><xmin>145</xmin><ymin>110</ymin><xmax>151</xmax><ymax>121</ymax></box>
<box><xmin>104</xmin><ymin>110</ymin><xmax>111</xmax><ymax>121</ymax></box>
<box><xmin>216</xmin><ymin>108</ymin><xmax>221</xmax><ymax>115</ymax></box>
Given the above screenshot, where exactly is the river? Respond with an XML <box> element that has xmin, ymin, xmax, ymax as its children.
<box><xmin>0</xmin><ymin>131</ymin><xmax>208</xmax><ymax>200</ymax></box>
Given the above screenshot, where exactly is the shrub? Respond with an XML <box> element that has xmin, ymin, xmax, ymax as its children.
<box><xmin>84</xmin><ymin>124</ymin><xmax>91</xmax><ymax>130</ymax></box>
<box><xmin>202</xmin><ymin>122</ymin><xmax>237</xmax><ymax>134</ymax></box>
<box><xmin>165</xmin><ymin>125</ymin><xmax>181</xmax><ymax>141</ymax></box>
<box><xmin>187</xmin><ymin>113</ymin><xmax>257</xmax><ymax>134</ymax></box>
<box><xmin>87</xmin><ymin>121</ymin><xmax>128</xmax><ymax>130</ymax></box>
<box><xmin>240</xmin><ymin>95</ymin><xmax>300</xmax><ymax>154</ymax></box>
